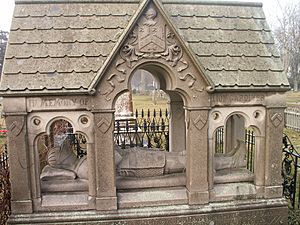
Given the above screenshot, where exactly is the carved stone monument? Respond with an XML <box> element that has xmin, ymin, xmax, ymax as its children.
<box><xmin>115</xmin><ymin>91</ymin><xmax>134</xmax><ymax>120</ymax></box>
<box><xmin>0</xmin><ymin>0</ymin><xmax>289</xmax><ymax>224</ymax></box>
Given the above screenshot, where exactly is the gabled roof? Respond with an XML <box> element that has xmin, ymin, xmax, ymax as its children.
<box><xmin>0</xmin><ymin>0</ymin><xmax>289</xmax><ymax>96</ymax></box>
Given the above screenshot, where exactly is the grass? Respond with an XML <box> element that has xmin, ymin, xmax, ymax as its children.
<box><xmin>286</xmin><ymin>91</ymin><xmax>300</xmax><ymax>107</ymax></box>
<box><xmin>132</xmin><ymin>94</ymin><xmax>168</xmax><ymax>113</ymax></box>
<box><xmin>284</xmin><ymin>128</ymin><xmax>300</xmax><ymax>151</ymax></box>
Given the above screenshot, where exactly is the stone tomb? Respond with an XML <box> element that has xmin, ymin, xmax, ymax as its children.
<box><xmin>0</xmin><ymin>0</ymin><xmax>289</xmax><ymax>224</ymax></box>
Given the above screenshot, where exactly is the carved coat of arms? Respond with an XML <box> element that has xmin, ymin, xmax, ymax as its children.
<box><xmin>138</xmin><ymin>8</ymin><xmax>166</xmax><ymax>53</ymax></box>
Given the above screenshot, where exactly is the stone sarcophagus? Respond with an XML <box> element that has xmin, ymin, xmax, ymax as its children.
<box><xmin>0</xmin><ymin>0</ymin><xmax>290</xmax><ymax>224</ymax></box>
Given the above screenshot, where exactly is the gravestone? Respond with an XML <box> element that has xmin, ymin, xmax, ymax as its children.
<box><xmin>0</xmin><ymin>0</ymin><xmax>289</xmax><ymax>224</ymax></box>
<box><xmin>115</xmin><ymin>91</ymin><xmax>134</xmax><ymax>120</ymax></box>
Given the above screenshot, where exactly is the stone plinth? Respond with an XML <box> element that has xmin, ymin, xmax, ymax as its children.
<box><xmin>8</xmin><ymin>198</ymin><xmax>288</xmax><ymax>225</ymax></box>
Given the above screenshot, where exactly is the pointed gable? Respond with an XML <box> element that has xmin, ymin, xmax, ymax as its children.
<box><xmin>93</xmin><ymin>0</ymin><xmax>210</xmax><ymax>103</ymax></box>
<box><xmin>0</xmin><ymin>0</ymin><xmax>289</xmax><ymax>96</ymax></box>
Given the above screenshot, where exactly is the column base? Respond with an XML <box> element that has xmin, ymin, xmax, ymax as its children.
<box><xmin>96</xmin><ymin>197</ymin><xmax>117</xmax><ymax>211</ymax></box>
<box><xmin>265</xmin><ymin>185</ymin><xmax>283</xmax><ymax>198</ymax></box>
<box><xmin>187</xmin><ymin>189</ymin><xmax>209</xmax><ymax>205</ymax></box>
<box><xmin>11</xmin><ymin>200</ymin><xmax>33</xmax><ymax>214</ymax></box>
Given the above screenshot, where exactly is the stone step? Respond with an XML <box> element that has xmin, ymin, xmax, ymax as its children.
<box><xmin>214</xmin><ymin>168</ymin><xmax>254</xmax><ymax>184</ymax></box>
<box><xmin>40</xmin><ymin>192</ymin><xmax>91</xmax><ymax>211</ymax></box>
<box><xmin>211</xmin><ymin>182</ymin><xmax>257</xmax><ymax>202</ymax></box>
<box><xmin>118</xmin><ymin>187</ymin><xmax>188</xmax><ymax>208</ymax></box>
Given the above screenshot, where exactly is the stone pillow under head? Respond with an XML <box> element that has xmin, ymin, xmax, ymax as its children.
<box><xmin>40</xmin><ymin>165</ymin><xmax>77</xmax><ymax>181</ymax></box>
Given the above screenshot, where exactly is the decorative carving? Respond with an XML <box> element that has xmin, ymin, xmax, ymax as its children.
<box><xmin>99</xmin><ymin>73</ymin><xmax>126</xmax><ymax>101</ymax></box>
<box><xmin>100</xmin><ymin>5</ymin><xmax>204</xmax><ymax>102</ymax></box>
<box><xmin>96</xmin><ymin>116</ymin><xmax>113</xmax><ymax>134</ymax></box>
<box><xmin>79</xmin><ymin>116</ymin><xmax>89</xmax><ymax>125</ymax></box>
<box><xmin>179</xmin><ymin>73</ymin><xmax>204</xmax><ymax>92</ymax></box>
<box><xmin>119</xmin><ymin>9</ymin><xmax>183</xmax><ymax>65</ymax></box>
<box><xmin>33</xmin><ymin>118</ymin><xmax>41</xmax><ymax>126</ymax></box>
<box><xmin>270</xmin><ymin>113</ymin><xmax>283</xmax><ymax>128</ymax></box>
<box><xmin>8</xmin><ymin>117</ymin><xmax>25</xmax><ymax>138</ymax></box>
<box><xmin>138</xmin><ymin>8</ymin><xmax>166</xmax><ymax>53</ymax></box>
<box><xmin>268</xmin><ymin>215</ymin><xmax>285</xmax><ymax>225</ymax></box>
<box><xmin>191</xmin><ymin>111</ymin><xmax>207</xmax><ymax>131</ymax></box>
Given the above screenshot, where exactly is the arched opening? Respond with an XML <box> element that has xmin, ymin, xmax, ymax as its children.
<box><xmin>113</xmin><ymin>66</ymin><xmax>187</xmax><ymax>206</ymax></box>
<box><xmin>114</xmin><ymin>69</ymin><xmax>170</xmax><ymax>150</ymax></box>
<box><xmin>36</xmin><ymin>119</ymin><xmax>88</xmax><ymax>194</ymax></box>
<box><xmin>214</xmin><ymin>114</ymin><xmax>256</xmax><ymax>184</ymax></box>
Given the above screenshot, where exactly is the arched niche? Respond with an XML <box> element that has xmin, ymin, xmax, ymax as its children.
<box><xmin>26</xmin><ymin>112</ymin><xmax>95</xmax><ymax>211</ymax></box>
<box><xmin>208</xmin><ymin>107</ymin><xmax>265</xmax><ymax>188</ymax></box>
<box><xmin>112</xmin><ymin>65</ymin><xmax>187</xmax><ymax>193</ymax></box>
<box><xmin>114</xmin><ymin>69</ymin><xmax>171</xmax><ymax>151</ymax></box>
<box><xmin>36</xmin><ymin>119</ymin><xmax>89</xmax><ymax>193</ymax></box>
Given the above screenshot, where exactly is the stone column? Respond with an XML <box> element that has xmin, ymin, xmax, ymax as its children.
<box><xmin>87</xmin><ymin>142</ymin><xmax>96</xmax><ymax>207</ymax></box>
<box><xmin>225</xmin><ymin>115</ymin><xmax>245</xmax><ymax>153</ymax></box>
<box><xmin>185</xmin><ymin>108</ymin><xmax>209</xmax><ymax>205</ymax></box>
<box><xmin>264</xmin><ymin>107</ymin><xmax>285</xmax><ymax>198</ymax></box>
<box><xmin>254</xmin><ymin>135</ymin><xmax>266</xmax><ymax>197</ymax></box>
<box><xmin>3</xmin><ymin>98</ymin><xmax>33</xmax><ymax>214</ymax></box>
<box><xmin>93</xmin><ymin>110</ymin><xmax>117</xmax><ymax>210</ymax></box>
<box><xmin>169</xmin><ymin>100</ymin><xmax>185</xmax><ymax>152</ymax></box>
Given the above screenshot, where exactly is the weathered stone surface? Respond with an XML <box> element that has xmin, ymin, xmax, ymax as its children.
<box><xmin>0</xmin><ymin>0</ymin><xmax>289</xmax><ymax>95</ymax></box>
<box><xmin>8</xmin><ymin>199</ymin><xmax>288</xmax><ymax>225</ymax></box>
<box><xmin>1</xmin><ymin>0</ymin><xmax>290</xmax><ymax>223</ymax></box>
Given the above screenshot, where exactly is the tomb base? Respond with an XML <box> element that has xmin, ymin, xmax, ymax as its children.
<box><xmin>8</xmin><ymin>198</ymin><xmax>288</xmax><ymax>225</ymax></box>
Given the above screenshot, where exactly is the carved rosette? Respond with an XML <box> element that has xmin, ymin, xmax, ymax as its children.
<box><xmin>100</xmin><ymin>6</ymin><xmax>204</xmax><ymax>101</ymax></box>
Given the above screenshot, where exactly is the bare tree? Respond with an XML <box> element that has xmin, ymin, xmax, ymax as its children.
<box><xmin>0</xmin><ymin>31</ymin><xmax>9</xmax><ymax>76</ymax></box>
<box><xmin>274</xmin><ymin>2</ymin><xmax>300</xmax><ymax>91</ymax></box>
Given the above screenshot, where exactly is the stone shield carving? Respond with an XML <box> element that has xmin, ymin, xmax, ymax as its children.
<box><xmin>96</xmin><ymin>116</ymin><xmax>113</xmax><ymax>134</ymax></box>
<box><xmin>270</xmin><ymin>113</ymin><xmax>283</xmax><ymax>128</ymax></box>
<box><xmin>138</xmin><ymin>8</ymin><xmax>166</xmax><ymax>53</ymax></box>
<box><xmin>100</xmin><ymin>4</ymin><xmax>205</xmax><ymax>101</ymax></box>
<box><xmin>191</xmin><ymin>111</ymin><xmax>208</xmax><ymax>131</ymax></box>
<box><xmin>7</xmin><ymin>116</ymin><xmax>25</xmax><ymax>138</ymax></box>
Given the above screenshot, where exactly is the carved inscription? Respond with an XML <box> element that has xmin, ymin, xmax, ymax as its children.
<box><xmin>211</xmin><ymin>94</ymin><xmax>265</xmax><ymax>105</ymax></box>
<box><xmin>28</xmin><ymin>97</ymin><xmax>90</xmax><ymax>110</ymax></box>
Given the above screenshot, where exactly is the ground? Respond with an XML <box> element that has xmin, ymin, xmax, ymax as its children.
<box><xmin>286</xmin><ymin>91</ymin><xmax>300</xmax><ymax>107</ymax></box>
<box><xmin>132</xmin><ymin>94</ymin><xmax>168</xmax><ymax>112</ymax></box>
